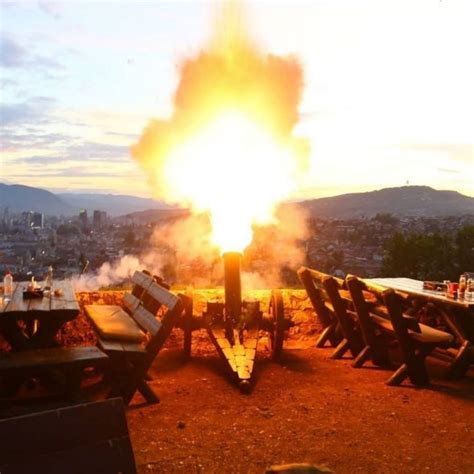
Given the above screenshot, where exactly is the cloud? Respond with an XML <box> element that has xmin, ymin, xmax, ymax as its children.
<box><xmin>106</xmin><ymin>131</ymin><xmax>140</xmax><ymax>140</ymax></box>
<box><xmin>0</xmin><ymin>96</ymin><xmax>56</xmax><ymax>126</ymax></box>
<box><xmin>0</xmin><ymin>78</ymin><xmax>18</xmax><ymax>89</ymax></box>
<box><xmin>65</xmin><ymin>142</ymin><xmax>129</xmax><ymax>161</ymax></box>
<box><xmin>10</xmin><ymin>142</ymin><xmax>129</xmax><ymax>166</ymax></box>
<box><xmin>0</xmin><ymin>131</ymin><xmax>71</xmax><ymax>152</ymax></box>
<box><xmin>0</xmin><ymin>36</ymin><xmax>27</xmax><ymax>68</ymax></box>
<box><xmin>11</xmin><ymin>167</ymin><xmax>139</xmax><ymax>178</ymax></box>
<box><xmin>0</xmin><ymin>34</ymin><xmax>64</xmax><ymax>72</ymax></box>
<box><xmin>37</xmin><ymin>1</ymin><xmax>63</xmax><ymax>19</ymax></box>
<box><xmin>401</xmin><ymin>144</ymin><xmax>474</xmax><ymax>165</ymax></box>
<box><xmin>16</xmin><ymin>155</ymin><xmax>75</xmax><ymax>165</ymax></box>
<box><xmin>437</xmin><ymin>168</ymin><xmax>461</xmax><ymax>174</ymax></box>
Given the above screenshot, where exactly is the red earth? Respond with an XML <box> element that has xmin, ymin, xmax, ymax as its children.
<box><xmin>1</xmin><ymin>290</ymin><xmax>473</xmax><ymax>473</ymax></box>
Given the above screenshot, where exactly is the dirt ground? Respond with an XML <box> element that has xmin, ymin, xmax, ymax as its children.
<box><xmin>127</xmin><ymin>337</ymin><xmax>474</xmax><ymax>474</ymax></box>
<box><xmin>1</xmin><ymin>290</ymin><xmax>473</xmax><ymax>473</ymax></box>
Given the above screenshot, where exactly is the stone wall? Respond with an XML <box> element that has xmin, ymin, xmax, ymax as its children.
<box><xmin>0</xmin><ymin>289</ymin><xmax>319</xmax><ymax>352</ymax></box>
<box><xmin>70</xmin><ymin>289</ymin><xmax>320</xmax><ymax>351</ymax></box>
<box><xmin>14</xmin><ymin>289</ymin><xmax>321</xmax><ymax>352</ymax></box>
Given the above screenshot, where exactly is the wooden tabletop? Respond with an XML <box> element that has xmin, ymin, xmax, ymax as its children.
<box><xmin>1</xmin><ymin>280</ymin><xmax>80</xmax><ymax>320</ymax></box>
<box><xmin>369</xmin><ymin>277</ymin><xmax>474</xmax><ymax>309</ymax></box>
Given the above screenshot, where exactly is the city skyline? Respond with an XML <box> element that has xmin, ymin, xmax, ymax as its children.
<box><xmin>1</xmin><ymin>1</ymin><xmax>473</xmax><ymax>199</ymax></box>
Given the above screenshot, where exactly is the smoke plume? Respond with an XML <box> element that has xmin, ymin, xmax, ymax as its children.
<box><xmin>86</xmin><ymin>2</ymin><xmax>312</xmax><ymax>291</ymax></box>
<box><xmin>131</xmin><ymin>2</ymin><xmax>309</xmax><ymax>207</ymax></box>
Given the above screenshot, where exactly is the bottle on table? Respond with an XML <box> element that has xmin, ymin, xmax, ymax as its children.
<box><xmin>45</xmin><ymin>265</ymin><xmax>53</xmax><ymax>289</ymax></box>
<box><xmin>459</xmin><ymin>273</ymin><xmax>467</xmax><ymax>298</ymax></box>
<box><xmin>466</xmin><ymin>278</ymin><xmax>474</xmax><ymax>301</ymax></box>
<box><xmin>3</xmin><ymin>271</ymin><xmax>13</xmax><ymax>301</ymax></box>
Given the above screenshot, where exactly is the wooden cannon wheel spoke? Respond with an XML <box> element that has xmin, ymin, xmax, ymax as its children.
<box><xmin>269</xmin><ymin>290</ymin><xmax>285</xmax><ymax>361</ymax></box>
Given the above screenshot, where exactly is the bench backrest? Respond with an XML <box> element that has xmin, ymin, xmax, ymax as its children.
<box><xmin>121</xmin><ymin>271</ymin><xmax>180</xmax><ymax>338</ymax></box>
<box><xmin>298</xmin><ymin>266</ymin><xmax>343</xmax><ymax>329</ymax></box>
<box><xmin>126</xmin><ymin>270</ymin><xmax>183</xmax><ymax>364</ymax></box>
<box><xmin>346</xmin><ymin>274</ymin><xmax>427</xmax><ymax>358</ymax></box>
<box><xmin>346</xmin><ymin>275</ymin><xmax>393</xmax><ymax>346</ymax></box>
<box><xmin>320</xmin><ymin>273</ymin><xmax>365</xmax><ymax>357</ymax></box>
<box><xmin>0</xmin><ymin>398</ymin><xmax>136</xmax><ymax>474</ymax></box>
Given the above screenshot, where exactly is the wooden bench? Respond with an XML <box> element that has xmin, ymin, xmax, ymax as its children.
<box><xmin>0</xmin><ymin>397</ymin><xmax>136</xmax><ymax>474</ymax></box>
<box><xmin>320</xmin><ymin>273</ymin><xmax>365</xmax><ymax>360</ymax></box>
<box><xmin>0</xmin><ymin>346</ymin><xmax>108</xmax><ymax>401</ymax></box>
<box><xmin>298</xmin><ymin>266</ymin><xmax>366</xmax><ymax>361</ymax></box>
<box><xmin>346</xmin><ymin>275</ymin><xmax>454</xmax><ymax>386</ymax></box>
<box><xmin>85</xmin><ymin>270</ymin><xmax>184</xmax><ymax>405</ymax></box>
<box><xmin>297</xmin><ymin>266</ymin><xmax>343</xmax><ymax>349</ymax></box>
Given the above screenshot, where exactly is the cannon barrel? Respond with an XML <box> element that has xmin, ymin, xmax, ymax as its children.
<box><xmin>223</xmin><ymin>251</ymin><xmax>242</xmax><ymax>324</ymax></box>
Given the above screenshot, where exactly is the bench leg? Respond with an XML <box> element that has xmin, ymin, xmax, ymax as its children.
<box><xmin>367</xmin><ymin>336</ymin><xmax>391</xmax><ymax>367</ymax></box>
<box><xmin>448</xmin><ymin>341</ymin><xmax>471</xmax><ymax>379</ymax></box>
<box><xmin>407</xmin><ymin>356</ymin><xmax>430</xmax><ymax>386</ymax></box>
<box><xmin>404</xmin><ymin>346</ymin><xmax>432</xmax><ymax>386</ymax></box>
<box><xmin>144</xmin><ymin>372</ymin><xmax>154</xmax><ymax>382</ymax></box>
<box><xmin>138</xmin><ymin>380</ymin><xmax>160</xmax><ymax>404</ymax></box>
<box><xmin>386</xmin><ymin>363</ymin><xmax>408</xmax><ymax>386</ymax></box>
<box><xmin>1</xmin><ymin>374</ymin><xmax>25</xmax><ymax>398</ymax></box>
<box><xmin>182</xmin><ymin>294</ymin><xmax>193</xmax><ymax>358</ymax></box>
<box><xmin>352</xmin><ymin>345</ymin><xmax>371</xmax><ymax>368</ymax></box>
<box><xmin>120</xmin><ymin>364</ymin><xmax>159</xmax><ymax>405</ymax></box>
<box><xmin>387</xmin><ymin>356</ymin><xmax>430</xmax><ymax>387</ymax></box>
<box><xmin>65</xmin><ymin>368</ymin><xmax>83</xmax><ymax>401</ymax></box>
<box><xmin>316</xmin><ymin>324</ymin><xmax>337</xmax><ymax>348</ymax></box>
<box><xmin>330</xmin><ymin>339</ymin><xmax>350</xmax><ymax>359</ymax></box>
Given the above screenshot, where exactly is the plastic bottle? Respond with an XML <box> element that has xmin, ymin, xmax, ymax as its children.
<box><xmin>459</xmin><ymin>273</ymin><xmax>467</xmax><ymax>298</ymax></box>
<box><xmin>45</xmin><ymin>265</ymin><xmax>53</xmax><ymax>289</ymax></box>
<box><xmin>3</xmin><ymin>271</ymin><xmax>13</xmax><ymax>301</ymax></box>
<box><xmin>466</xmin><ymin>278</ymin><xmax>474</xmax><ymax>301</ymax></box>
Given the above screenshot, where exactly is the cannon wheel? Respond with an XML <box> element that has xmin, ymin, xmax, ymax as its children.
<box><xmin>269</xmin><ymin>290</ymin><xmax>285</xmax><ymax>360</ymax></box>
<box><xmin>182</xmin><ymin>294</ymin><xmax>193</xmax><ymax>359</ymax></box>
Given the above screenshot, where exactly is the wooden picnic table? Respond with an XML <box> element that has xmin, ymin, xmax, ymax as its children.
<box><xmin>370</xmin><ymin>277</ymin><xmax>474</xmax><ymax>377</ymax></box>
<box><xmin>0</xmin><ymin>280</ymin><xmax>80</xmax><ymax>351</ymax></box>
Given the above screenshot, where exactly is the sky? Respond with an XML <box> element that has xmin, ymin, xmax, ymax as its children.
<box><xmin>1</xmin><ymin>0</ymin><xmax>473</xmax><ymax>199</ymax></box>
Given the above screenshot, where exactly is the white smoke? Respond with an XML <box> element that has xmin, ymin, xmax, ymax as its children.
<box><xmin>72</xmin><ymin>254</ymin><xmax>160</xmax><ymax>291</ymax></box>
<box><xmin>72</xmin><ymin>204</ymin><xmax>308</xmax><ymax>291</ymax></box>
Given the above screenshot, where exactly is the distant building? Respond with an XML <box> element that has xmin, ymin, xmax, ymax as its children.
<box><xmin>22</xmin><ymin>211</ymin><xmax>33</xmax><ymax>228</ymax></box>
<box><xmin>92</xmin><ymin>210</ymin><xmax>107</xmax><ymax>229</ymax></box>
<box><xmin>2</xmin><ymin>207</ymin><xmax>10</xmax><ymax>230</ymax></box>
<box><xmin>32</xmin><ymin>212</ymin><xmax>44</xmax><ymax>229</ymax></box>
<box><xmin>79</xmin><ymin>209</ymin><xmax>88</xmax><ymax>229</ymax></box>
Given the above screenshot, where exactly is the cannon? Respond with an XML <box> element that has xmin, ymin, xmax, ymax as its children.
<box><xmin>177</xmin><ymin>252</ymin><xmax>293</xmax><ymax>392</ymax></box>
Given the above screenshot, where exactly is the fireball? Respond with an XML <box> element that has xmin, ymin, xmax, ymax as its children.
<box><xmin>132</xmin><ymin>3</ymin><xmax>309</xmax><ymax>253</ymax></box>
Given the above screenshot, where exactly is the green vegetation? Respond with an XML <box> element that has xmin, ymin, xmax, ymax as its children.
<box><xmin>381</xmin><ymin>225</ymin><xmax>474</xmax><ymax>280</ymax></box>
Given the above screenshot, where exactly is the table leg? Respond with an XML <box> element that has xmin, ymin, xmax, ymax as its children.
<box><xmin>28</xmin><ymin>319</ymin><xmax>64</xmax><ymax>348</ymax></box>
<box><xmin>405</xmin><ymin>298</ymin><xmax>426</xmax><ymax>317</ymax></box>
<box><xmin>0</xmin><ymin>319</ymin><xmax>30</xmax><ymax>351</ymax></box>
<box><xmin>435</xmin><ymin>304</ymin><xmax>473</xmax><ymax>378</ymax></box>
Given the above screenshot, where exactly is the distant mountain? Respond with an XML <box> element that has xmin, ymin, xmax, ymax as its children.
<box><xmin>58</xmin><ymin>193</ymin><xmax>170</xmax><ymax>216</ymax></box>
<box><xmin>0</xmin><ymin>183</ymin><xmax>72</xmax><ymax>215</ymax></box>
<box><xmin>121</xmin><ymin>207</ymin><xmax>191</xmax><ymax>222</ymax></box>
<box><xmin>1</xmin><ymin>183</ymin><xmax>472</xmax><ymax>219</ymax></box>
<box><xmin>299</xmin><ymin>186</ymin><xmax>474</xmax><ymax>218</ymax></box>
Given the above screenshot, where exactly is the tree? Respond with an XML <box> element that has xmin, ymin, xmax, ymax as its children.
<box><xmin>372</xmin><ymin>213</ymin><xmax>399</xmax><ymax>226</ymax></box>
<box><xmin>381</xmin><ymin>231</ymin><xmax>457</xmax><ymax>280</ymax></box>
<box><xmin>455</xmin><ymin>225</ymin><xmax>474</xmax><ymax>272</ymax></box>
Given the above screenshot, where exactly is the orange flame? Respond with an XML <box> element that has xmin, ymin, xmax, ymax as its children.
<box><xmin>132</xmin><ymin>3</ymin><xmax>309</xmax><ymax>253</ymax></box>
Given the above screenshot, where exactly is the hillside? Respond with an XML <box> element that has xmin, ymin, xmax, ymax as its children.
<box><xmin>120</xmin><ymin>207</ymin><xmax>191</xmax><ymax>222</ymax></box>
<box><xmin>58</xmin><ymin>192</ymin><xmax>170</xmax><ymax>216</ymax></box>
<box><xmin>299</xmin><ymin>186</ymin><xmax>474</xmax><ymax>218</ymax></box>
<box><xmin>1</xmin><ymin>183</ymin><xmax>472</xmax><ymax>218</ymax></box>
<box><xmin>0</xmin><ymin>183</ymin><xmax>72</xmax><ymax>215</ymax></box>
